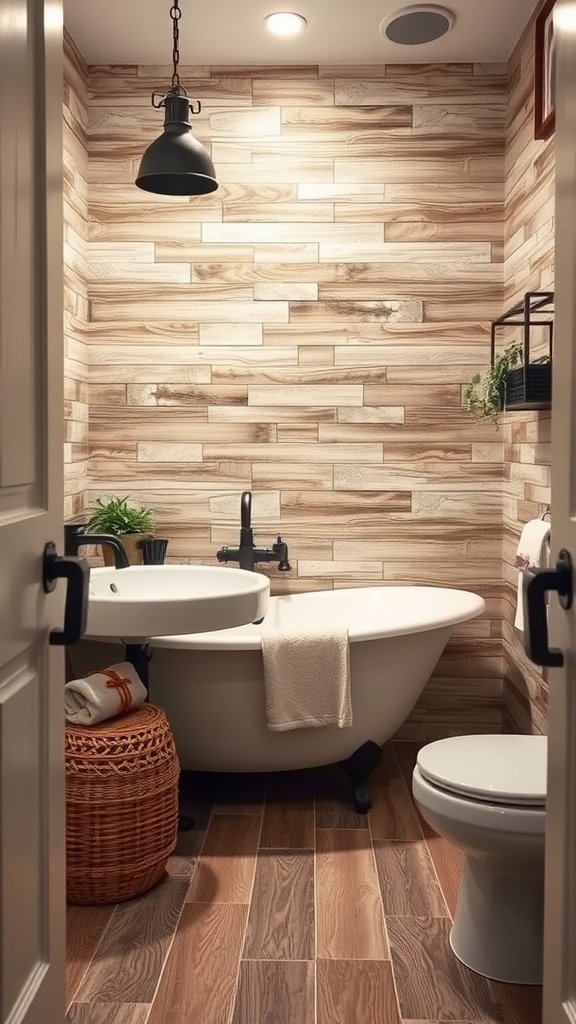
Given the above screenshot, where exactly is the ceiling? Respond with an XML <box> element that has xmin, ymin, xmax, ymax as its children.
<box><xmin>64</xmin><ymin>0</ymin><xmax>539</xmax><ymax>66</ymax></box>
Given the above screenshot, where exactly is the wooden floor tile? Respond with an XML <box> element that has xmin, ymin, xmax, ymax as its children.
<box><xmin>166</xmin><ymin>828</ymin><xmax>205</xmax><ymax>877</ymax></box>
<box><xmin>66</xmin><ymin>905</ymin><xmax>114</xmax><ymax>1005</ymax></box>
<box><xmin>243</xmin><ymin>849</ymin><xmax>314</xmax><ymax>960</ymax></box>
<box><xmin>316</xmin><ymin>829</ymin><xmax>388</xmax><ymax>960</ymax></box>
<box><xmin>73</xmin><ymin>877</ymin><xmax>188</xmax><ymax>1004</ymax></box>
<box><xmin>147</xmin><ymin>902</ymin><xmax>247</xmax><ymax>1024</ymax></box>
<box><xmin>368</xmin><ymin>745</ymin><xmax>423</xmax><ymax>841</ymax></box>
<box><xmin>260</xmin><ymin>774</ymin><xmax>315</xmax><ymax>848</ymax></box>
<box><xmin>422</xmin><ymin>829</ymin><xmax>465</xmax><ymax>919</ymax></box>
<box><xmin>232</xmin><ymin>960</ymin><xmax>314</xmax><ymax>1024</ymax></box>
<box><xmin>387</xmin><ymin>916</ymin><xmax>500</xmax><ymax>1023</ymax></box>
<box><xmin>187</xmin><ymin>813</ymin><xmax>261</xmax><ymax>903</ymax></box>
<box><xmin>317</xmin><ymin>960</ymin><xmax>400</xmax><ymax>1024</ymax></box>
<box><xmin>373</xmin><ymin>840</ymin><xmax>448</xmax><ymax>917</ymax></box>
<box><xmin>66</xmin><ymin>1005</ymin><xmax>149</xmax><ymax>1024</ymax></box>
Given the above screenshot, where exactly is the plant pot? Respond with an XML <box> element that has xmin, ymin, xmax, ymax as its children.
<box><xmin>502</xmin><ymin>364</ymin><xmax>552</xmax><ymax>409</ymax></box>
<box><xmin>101</xmin><ymin>533</ymin><xmax>151</xmax><ymax>567</ymax></box>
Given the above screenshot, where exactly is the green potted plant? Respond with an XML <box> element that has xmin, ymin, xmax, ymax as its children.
<box><xmin>463</xmin><ymin>342</ymin><xmax>551</xmax><ymax>424</ymax></box>
<box><xmin>86</xmin><ymin>496</ymin><xmax>155</xmax><ymax>566</ymax></box>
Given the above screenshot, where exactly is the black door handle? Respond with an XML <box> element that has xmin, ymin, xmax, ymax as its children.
<box><xmin>43</xmin><ymin>542</ymin><xmax>90</xmax><ymax>646</ymax></box>
<box><xmin>523</xmin><ymin>549</ymin><xmax>573</xmax><ymax>667</ymax></box>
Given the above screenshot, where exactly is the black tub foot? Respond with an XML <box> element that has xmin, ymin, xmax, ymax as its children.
<box><xmin>338</xmin><ymin>741</ymin><xmax>383</xmax><ymax>814</ymax></box>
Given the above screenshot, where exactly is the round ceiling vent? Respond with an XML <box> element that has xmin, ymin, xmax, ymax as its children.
<box><xmin>380</xmin><ymin>5</ymin><xmax>455</xmax><ymax>45</ymax></box>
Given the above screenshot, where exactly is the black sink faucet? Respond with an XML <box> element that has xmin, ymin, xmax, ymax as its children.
<box><xmin>217</xmin><ymin>491</ymin><xmax>291</xmax><ymax>573</ymax></box>
<box><xmin>64</xmin><ymin>523</ymin><xmax>130</xmax><ymax>570</ymax></box>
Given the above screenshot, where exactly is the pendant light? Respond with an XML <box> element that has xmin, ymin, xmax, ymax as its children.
<box><xmin>135</xmin><ymin>1</ymin><xmax>218</xmax><ymax>196</ymax></box>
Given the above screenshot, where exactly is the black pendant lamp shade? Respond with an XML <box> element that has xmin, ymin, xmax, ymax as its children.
<box><xmin>136</xmin><ymin>93</ymin><xmax>217</xmax><ymax>196</ymax></box>
<box><xmin>135</xmin><ymin>1</ymin><xmax>218</xmax><ymax>197</ymax></box>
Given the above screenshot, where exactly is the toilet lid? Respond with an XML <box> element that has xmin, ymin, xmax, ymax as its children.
<box><xmin>416</xmin><ymin>735</ymin><xmax>547</xmax><ymax>805</ymax></box>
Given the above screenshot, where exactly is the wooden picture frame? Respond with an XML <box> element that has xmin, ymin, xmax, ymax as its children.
<box><xmin>534</xmin><ymin>0</ymin><xmax>557</xmax><ymax>139</ymax></box>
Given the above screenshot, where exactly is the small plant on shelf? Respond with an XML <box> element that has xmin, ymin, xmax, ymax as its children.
<box><xmin>464</xmin><ymin>344</ymin><xmax>551</xmax><ymax>423</ymax></box>
<box><xmin>86</xmin><ymin>496</ymin><xmax>155</xmax><ymax>536</ymax></box>
<box><xmin>463</xmin><ymin>343</ymin><xmax>523</xmax><ymax>424</ymax></box>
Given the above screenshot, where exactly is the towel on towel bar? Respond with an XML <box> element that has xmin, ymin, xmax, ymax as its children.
<box><xmin>261</xmin><ymin>625</ymin><xmax>351</xmax><ymax>731</ymax></box>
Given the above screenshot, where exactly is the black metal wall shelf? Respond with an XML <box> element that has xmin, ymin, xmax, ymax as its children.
<box><xmin>491</xmin><ymin>291</ymin><xmax>553</xmax><ymax>411</ymax></box>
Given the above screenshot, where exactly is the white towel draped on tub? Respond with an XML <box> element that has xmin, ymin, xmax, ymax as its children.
<box><xmin>261</xmin><ymin>624</ymin><xmax>352</xmax><ymax>731</ymax></box>
<box><xmin>514</xmin><ymin>518</ymin><xmax>551</xmax><ymax>631</ymax></box>
<box><xmin>65</xmin><ymin>662</ymin><xmax>147</xmax><ymax>726</ymax></box>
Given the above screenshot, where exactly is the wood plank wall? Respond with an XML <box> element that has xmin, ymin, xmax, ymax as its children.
<box><xmin>502</xmin><ymin>17</ymin><xmax>554</xmax><ymax>735</ymax></box>
<box><xmin>64</xmin><ymin>49</ymin><xmax>516</xmax><ymax>739</ymax></box>
<box><xmin>64</xmin><ymin>33</ymin><xmax>90</xmax><ymax>522</ymax></box>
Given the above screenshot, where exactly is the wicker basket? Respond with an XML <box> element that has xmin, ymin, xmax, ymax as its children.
<box><xmin>66</xmin><ymin>704</ymin><xmax>180</xmax><ymax>905</ymax></box>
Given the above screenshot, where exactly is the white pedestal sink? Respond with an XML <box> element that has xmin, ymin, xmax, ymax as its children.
<box><xmin>86</xmin><ymin>564</ymin><xmax>270</xmax><ymax>640</ymax></box>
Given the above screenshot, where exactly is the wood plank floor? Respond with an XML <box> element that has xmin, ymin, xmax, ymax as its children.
<box><xmin>66</xmin><ymin>743</ymin><xmax>542</xmax><ymax>1024</ymax></box>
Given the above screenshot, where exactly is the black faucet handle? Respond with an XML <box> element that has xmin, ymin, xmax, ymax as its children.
<box><xmin>273</xmin><ymin>536</ymin><xmax>291</xmax><ymax>572</ymax></box>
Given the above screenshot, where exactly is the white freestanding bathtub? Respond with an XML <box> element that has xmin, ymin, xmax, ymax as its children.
<box><xmin>73</xmin><ymin>586</ymin><xmax>484</xmax><ymax>774</ymax></box>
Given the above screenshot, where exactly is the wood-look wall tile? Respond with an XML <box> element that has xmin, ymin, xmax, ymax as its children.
<box><xmin>317</xmin><ymin>960</ymin><xmax>400</xmax><ymax>1024</ymax></box>
<box><xmin>146</xmin><ymin>903</ymin><xmax>247</xmax><ymax>1024</ymax></box>
<box><xmin>232</xmin><ymin>961</ymin><xmax>315</xmax><ymax>1024</ymax></box>
<box><xmin>252</xmin><ymin>463</ymin><xmax>334</xmax><ymax>489</ymax></box>
<box><xmin>253</xmin><ymin>78</ymin><xmax>334</xmax><ymax>105</ymax></box>
<box><xmin>243</xmin><ymin>849</ymin><xmax>314</xmax><ymax>960</ymax></box>
<box><xmin>137</xmin><ymin>443</ymin><xmax>204</xmax><ymax>462</ymax></box>
<box><xmin>66</xmin><ymin>51</ymin><xmax>542</xmax><ymax>744</ymax></box>
<box><xmin>208</xmin><ymin>405</ymin><xmax>336</xmax><ymax>423</ymax></box>
<box><xmin>202</xmin><ymin>222</ymin><xmax>383</xmax><ymax>244</ymax></box>
<box><xmin>90</xmin><ymin>298</ymin><xmax>290</xmax><ymax>323</ymax></box>
<box><xmin>187</xmin><ymin>814</ymin><xmax>261</xmax><ymax>903</ymax></box>
<box><xmin>224</xmin><ymin>202</ymin><xmax>333</xmax><ymax>223</ymax></box>
<box><xmin>248</xmin><ymin>384</ymin><xmax>362</xmax><ymax>406</ymax></box>
<box><xmin>253</xmin><ymin>282</ymin><xmax>319</xmax><ymax>301</ymax></box>
<box><xmin>316</xmin><ymin>829</ymin><xmax>389</xmax><ymax>960</ymax></box>
<box><xmin>281</xmin><ymin>104</ymin><xmax>412</xmax><ymax>134</ymax></box>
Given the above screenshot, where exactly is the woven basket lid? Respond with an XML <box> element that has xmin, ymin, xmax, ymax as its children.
<box><xmin>65</xmin><ymin>704</ymin><xmax>176</xmax><ymax>776</ymax></box>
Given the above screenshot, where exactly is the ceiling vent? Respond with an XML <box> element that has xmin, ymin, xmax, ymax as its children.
<box><xmin>380</xmin><ymin>4</ymin><xmax>455</xmax><ymax>45</ymax></box>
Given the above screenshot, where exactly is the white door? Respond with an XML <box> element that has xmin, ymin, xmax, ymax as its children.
<box><xmin>0</xmin><ymin>2</ymin><xmax>86</xmax><ymax>1022</ymax></box>
<box><xmin>536</xmin><ymin>1</ymin><xmax>576</xmax><ymax>1021</ymax></box>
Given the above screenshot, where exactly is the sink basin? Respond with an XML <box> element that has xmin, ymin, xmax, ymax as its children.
<box><xmin>85</xmin><ymin>565</ymin><xmax>270</xmax><ymax>640</ymax></box>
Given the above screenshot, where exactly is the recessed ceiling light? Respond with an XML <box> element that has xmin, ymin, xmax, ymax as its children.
<box><xmin>265</xmin><ymin>12</ymin><xmax>307</xmax><ymax>37</ymax></box>
<box><xmin>380</xmin><ymin>5</ymin><xmax>455</xmax><ymax>45</ymax></box>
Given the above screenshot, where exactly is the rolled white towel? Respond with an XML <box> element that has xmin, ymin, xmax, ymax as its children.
<box><xmin>514</xmin><ymin>519</ymin><xmax>551</xmax><ymax>631</ymax></box>
<box><xmin>65</xmin><ymin>662</ymin><xmax>147</xmax><ymax>726</ymax></box>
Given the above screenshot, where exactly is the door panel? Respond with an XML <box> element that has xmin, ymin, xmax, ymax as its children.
<box><xmin>0</xmin><ymin>1</ymin><xmax>66</xmax><ymax>1022</ymax></box>
<box><xmin>543</xmin><ymin>1</ymin><xmax>576</xmax><ymax>1021</ymax></box>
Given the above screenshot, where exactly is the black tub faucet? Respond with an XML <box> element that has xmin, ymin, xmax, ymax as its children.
<box><xmin>64</xmin><ymin>523</ymin><xmax>130</xmax><ymax>570</ymax></box>
<box><xmin>217</xmin><ymin>490</ymin><xmax>292</xmax><ymax>573</ymax></box>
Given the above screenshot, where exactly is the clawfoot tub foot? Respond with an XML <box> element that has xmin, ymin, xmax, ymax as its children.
<box><xmin>338</xmin><ymin>740</ymin><xmax>383</xmax><ymax>814</ymax></box>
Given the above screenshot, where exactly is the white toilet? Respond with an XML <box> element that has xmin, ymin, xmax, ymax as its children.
<box><xmin>412</xmin><ymin>733</ymin><xmax>547</xmax><ymax>985</ymax></box>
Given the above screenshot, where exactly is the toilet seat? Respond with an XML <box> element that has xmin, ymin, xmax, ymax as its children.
<box><xmin>417</xmin><ymin>734</ymin><xmax>547</xmax><ymax>807</ymax></box>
